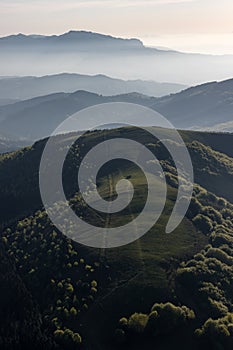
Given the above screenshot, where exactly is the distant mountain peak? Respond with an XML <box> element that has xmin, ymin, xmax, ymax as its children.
<box><xmin>70</xmin><ymin>89</ymin><xmax>101</xmax><ymax>97</ymax></box>
<box><xmin>0</xmin><ymin>30</ymin><xmax>144</xmax><ymax>49</ymax></box>
<box><xmin>55</xmin><ymin>30</ymin><xmax>143</xmax><ymax>44</ymax></box>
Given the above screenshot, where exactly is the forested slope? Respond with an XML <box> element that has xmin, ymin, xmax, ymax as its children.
<box><xmin>1</xmin><ymin>127</ymin><xmax>233</xmax><ymax>349</ymax></box>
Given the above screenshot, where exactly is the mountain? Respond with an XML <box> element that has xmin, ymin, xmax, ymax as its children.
<box><xmin>0</xmin><ymin>128</ymin><xmax>30</xmax><ymax>153</ymax></box>
<box><xmin>1</xmin><ymin>127</ymin><xmax>233</xmax><ymax>349</ymax></box>
<box><xmin>0</xmin><ymin>77</ymin><xmax>233</xmax><ymax>140</ymax></box>
<box><xmin>1</xmin><ymin>126</ymin><xmax>233</xmax><ymax>223</ymax></box>
<box><xmin>0</xmin><ymin>73</ymin><xmax>186</xmax><ymax>101</ymax></box>
<box><xmin>0</xmin><ymin>137</ymin><xmax>30</xmax><ymax>154</ymax></box>
<box><xmin>151</xmin><ymin>78</ymin><xmax>233</xmax><ymax>130</ymax></box>
<box><xmin>0</xmin><ymin>90</ymin><xmax>157</xmax><ymax>140</ymax></box>
<box><xmin>0</xmin><ymin>31</ymin><xmax>144</xmax><ymax>50</ymax></box>
<box><xmin>0</xmin><ymin>31</ymin><xmax>232</xmax><ymax>84</ymax></box>
<box><xmin>0</xmin><ymin>98</ymin><xmax>20</xmax><ymax>106</ymax></box>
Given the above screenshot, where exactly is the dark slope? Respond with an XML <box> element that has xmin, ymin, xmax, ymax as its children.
<box><xmin>1</xmin><ymin>127</ymin><xmax>233</xmax><ymax>349</ymax></box>
<box><xmin>1</xmin><ymin>127</ymin><xmax>233</xmax><ymax>227</ymax></box>
<box><xmin>1</xmin><ymin>173</ymin><xmax>208</xmax><ymax>350</ymax></box>
<box><xmin>0</xmin><ymin>242</ymin><xmax>56</xmax><ymax>349</ymax></box>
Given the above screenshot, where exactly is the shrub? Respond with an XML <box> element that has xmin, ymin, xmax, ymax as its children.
<box><xmin>65</xmin><ymin>283</ymin><xmax>74</xmax><ymax>295</ymax></box>
<box><xmin>91</xmin><ymin>280</ymin><xmax>97</xmax><ymax>288</ymax></box>
<box><xmin>72</xmin><ymin>332</ymin><xmax>82</xmax><ymax>345</ymax></box>
<box><xmin>150</xmin><ymin>302</ymin><xmax>195</xmax><ymax>334</ymax></box>
<box><xmin>195</xmin><ymin>314</ymin><xmax>233</xmax><ymax>349</ymax></box>
<box><xmin>193</xmin><ymin>214</ymin><xmax>213</xmax><ymax>234</ymax></box>
<box><xmin>70</xmin><ymin>307</ymin><xmax>77</xmax><ymax>317</ymax></box>
<box><xmin>205</xmin><ymin>248</ymin><xmax>233</xmax><ymax>266</ymax></box>
<box><xmin>144</xmin><ymin>311</ymin><xmax>159</xmax><ymax>335</ymax></box>
<box><xmin>211</xmin><ymin>233</ymin><xmax>233</xmax><ymax>249</ymax></box>
<box><xmin>207</xmin><ymin>298</ymin><xmax>229</xmax><ymax>318</ymax></box>
<box><xmin>201</xmin><ymin>207</ymin><xmax>223</xmax><ymax>224</ymax></box>
<box><xmin>119</xmin><ymin>317</ymin><xmax>128</xmax><ymax>329</ymax></box>
<box><xmin>128</xmin><ymin>313</ymin><xmax>148</xmax><ymax>334</ymax></box>
<box><xmin>187</xmin><ymin>198</ymin><xmax>203</xmax><ymax>219</ymax></box>
<box><xmin>54</xmin><ymin>329</ymin><xmax>64</xmax><ymax>340</ymax></box>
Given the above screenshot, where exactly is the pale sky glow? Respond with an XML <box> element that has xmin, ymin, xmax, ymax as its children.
<box><xmin>0</xmin><ymin>0</ymin><xmax>233</xmax><ymax>54</ymax></box>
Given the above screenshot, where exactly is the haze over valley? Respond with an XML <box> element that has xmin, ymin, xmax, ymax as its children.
<box><xmin>0</xmin><ymin>31</ymin><xmax>233</xmax><ymax>85</ymax></box>
<box><xmin>0</xmin><ymin>75</ymin><xmax>233</xmax><ymax>141</ymax></box>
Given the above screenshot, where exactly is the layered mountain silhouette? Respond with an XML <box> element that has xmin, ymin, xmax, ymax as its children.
<box><xmin>151</xmin><ymin>78</ymin><xmax>233</xmax><ymax>130</ymax></box>
<box><xmin>0</xmin><ymin>77</ymin><xmax>233</xmax><ymax>140</ymax></box>
<box><xmin>0</xmin><ymin>31</ymin><xmax>145</xmax><ymax>50</ymax></box>
<box><xmin>0</xmin><ymin>30</ymin><xmax>232</xmax><ymax>84</ymax></box>
<box><xmin>0</xmin><ymin>73</ymin><xmax>186</xmax><ymax>100</ymax></box>
<box><xmin>0</xmin><ymin>91</ymin><xmax>155</xmax><ymax>139</ymax></box>
<box><xmin>0</xmin><ymin>98</ymin><xmax>20</xmax><ymax>106</ymax></box>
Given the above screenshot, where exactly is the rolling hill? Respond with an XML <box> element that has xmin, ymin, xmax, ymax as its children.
<box><xmin>0</xmin><ymin>31</ymin><xmax>145</xmax><ymax>51</ymax></box>
<box><xmin>1</xmin><ymin>126</ymin><xmax>233</xmax><ymax>225</ymax></box>
<box><xmin>0</xmin><ymin>73</ymin><xmax>186</xmax><ymax>101</ymax></box>
<box><xmin>1</xmin><ymin>127</ymin><xmax>233</xmax><ymax>349</ymax></box>
<box><xmin>152</xmin><ymin>78</ymin><xmax>233</xmax><ymax>130</ymax></box>
<box><xmin>0</xmin><ymin>77</ymin><xmax>233</xmax><ymax>140</ymax></box>
<box><xmin>0</xmin><ymin>90</ymin><xmax>156</xmax><ymax>140</ymax></box>
<box><xmin>0</xmin><ymin>98</ymin><xmax>20</xmax><ymax>106</ymax></box>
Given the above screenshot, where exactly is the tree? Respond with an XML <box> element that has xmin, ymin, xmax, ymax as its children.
<box><xmin>195</xmin><ymin>314</ymin><xmax>233</xmax><ymax>349</ymax></box>
<box><xmin>128</xmin><ymin>313</ymin><xmax>148</xmax><ymax>334</ymax></box>
<box><xmin>150</xmin><ymin>302</ymin><xmax>195</xmax><ymax>334</ymax></box>
<box><xmin>72</xmin><ymin>332</ymin><xmax>82</xmax><ymax>345</ymax></box>
<box><xmin>193</xmin><ymin>214</ymin><xmax>213</xmax><ymax>234</ymax></box>
<box><xmin>70</xmin><ymin>307</ymin><xmax>77</xmax><ymax>317</ymax></box>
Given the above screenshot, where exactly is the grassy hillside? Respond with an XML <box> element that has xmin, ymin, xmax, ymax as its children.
<box><xmin>1</xmin><ymin>127</ymin><xmax>233</xmax><ymax>226</ymax></box>
<box><xmin>1</xmin><ymin>126</ymin><xmax>233</xmax><ymax>349</ymax></box>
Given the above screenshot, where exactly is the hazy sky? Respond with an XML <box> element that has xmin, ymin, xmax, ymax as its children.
<box><xmin>0</xmin><ymin>0</ymin><xmax>233</xmax><ymax>54</ymax></box>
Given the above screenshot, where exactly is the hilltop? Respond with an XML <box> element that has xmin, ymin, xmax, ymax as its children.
<box><xmin>1</xmin><ymin>127</ymin><xmax>233</xmax><ymax>349</ymax></box>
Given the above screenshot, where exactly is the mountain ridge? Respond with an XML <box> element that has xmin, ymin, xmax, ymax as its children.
<box><xmin>0</xmin><ymin>30</ymin><xmax>145</xmax><ymax>50</ymax></box>
<box><xmin>0</xmin><ymin>73</ymin><xmax>186</xmax><ymax>100</ymax></box>
<box><xmin>0</xmin><ymin>76</ymin><xmax>233</xmax><ymax>139</ymax></box>
<box><xmin>1</xmin><ymin>30</ymin><xmax>232</xmax><ymax>84</ymax></box>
